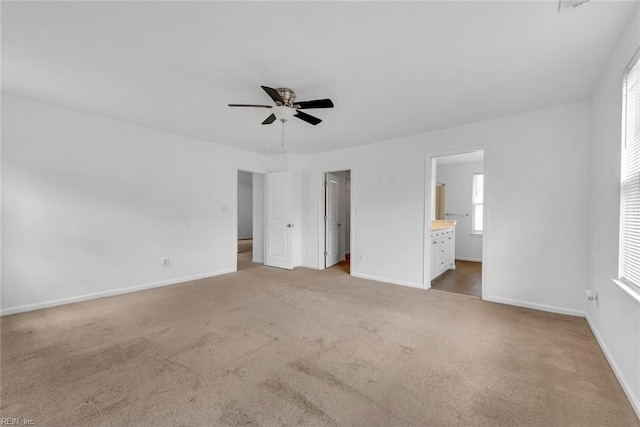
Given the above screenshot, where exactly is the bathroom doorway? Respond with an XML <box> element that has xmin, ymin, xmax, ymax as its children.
<box><xmin>426</xmin><ymin>149</ymin><xmax>486</xmax><ymax>297</ymax></box>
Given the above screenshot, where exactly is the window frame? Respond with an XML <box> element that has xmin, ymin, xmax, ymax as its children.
<box><xmin>617</xmin><ymin>47</ymin><xmax>640</xmax><ymax>300</ymax></box>
<box><xmin>471</xmin><ymin>173</ymin><xmax>484</xmax><ymax>235</ymax></box>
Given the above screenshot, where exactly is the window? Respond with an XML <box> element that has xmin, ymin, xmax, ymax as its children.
<box><xmin>619</xmin><ymin>49</ymin><xmax>640</xmax><ymax>291</ymax></box>
<box><xmin>472</xmin><ymin>173</ymin><xmax>484</xmax><ymax>234</ymax></box>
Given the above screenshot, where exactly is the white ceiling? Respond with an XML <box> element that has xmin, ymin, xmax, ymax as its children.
<box><xmin>2</xmin><ymin>1</ymin><xmax>637</xmax><ymax>155</ymax></box>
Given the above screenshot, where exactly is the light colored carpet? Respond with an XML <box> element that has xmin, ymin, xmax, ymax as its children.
<box><xmin>1</xmin><ymin>261</ymin><xmax>638</xmax><ymax>426</ymax></box>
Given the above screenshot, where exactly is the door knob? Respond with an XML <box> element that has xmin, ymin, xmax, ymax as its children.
<box><xmin>287</xmin><ymin>223</ymin><xmax>294</xmax><ymax>228</ymax></box>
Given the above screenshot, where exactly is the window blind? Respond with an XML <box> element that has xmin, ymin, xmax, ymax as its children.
<box><xmin>620</xmin><ymin>50</ymin><xmax>640</xmax><ymax>289</ymax></box>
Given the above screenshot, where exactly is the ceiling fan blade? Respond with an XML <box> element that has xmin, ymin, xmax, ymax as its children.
<box><xmin>294</xmin><ymin>110</ymin><xmax>322</xmax><ymax>125</ymax></box>
<box><xmin>261</xmin><ymin>86</ymin><xmax>284</xmax><ymax>105</ymax></box>
<box><xmin>262</xmin><ymin>114</ymin><xmax>277</xmax><ymax>125</ymax></box>
<box><xmin>294</xmin><ymin>99</ymin><xmax>334</xmax><ymax>109</ymax></box>
<box><xmin>228</xmin><ymin>103</ymin><xmax>272</xmax><ymax>108</ymax></box>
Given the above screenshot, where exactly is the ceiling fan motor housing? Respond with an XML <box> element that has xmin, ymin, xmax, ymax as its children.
<box><xmin>276</xmin><ymin>88</ymin><xmax>296</xmax><ymax>107</ymax></box>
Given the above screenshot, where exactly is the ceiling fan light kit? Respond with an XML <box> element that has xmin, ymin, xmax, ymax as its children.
<box><xmin>272</xmin><ymin>105</ymin><xmax>296</xmax><ymax>123</ymax></box>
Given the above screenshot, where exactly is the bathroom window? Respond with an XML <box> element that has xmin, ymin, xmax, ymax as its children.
<box><xmin>619</xmin><ymin>49</ymin><xmax>640</xmax><ymax>292</ymax></box>
<box><xmin>472</xmin><ymin>173</ymin><xmax>484</xmax><ymax>234</ymax></box>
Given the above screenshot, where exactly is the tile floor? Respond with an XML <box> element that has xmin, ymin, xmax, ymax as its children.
<box><xmin>431</xmin><ymin>260</ymin><xmax>482</xmax><ymax>297</ymax></box>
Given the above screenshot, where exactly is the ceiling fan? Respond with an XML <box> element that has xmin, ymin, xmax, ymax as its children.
<box><xmin>228</xmin><ymin>86</ymin><xmax>334</xmax><ymax>125</ymax></box>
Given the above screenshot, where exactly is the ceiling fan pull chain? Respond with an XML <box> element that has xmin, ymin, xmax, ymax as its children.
<box><xmin>281</xmin><ymin>121</ymin><xmax>285</xmax><ymax>154</ymax></box>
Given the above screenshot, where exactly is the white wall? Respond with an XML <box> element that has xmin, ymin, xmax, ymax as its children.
<box><xmin>436</xmin><ymin>161</ymin><xmax>483</xmax><ymax>262</ymax></box>
<box><xmin>299</xmin><ymin>100</ymin><xmax>591</xmax><ymax>315</ymax></box>
<box><xmin>2</xmin><ymin>93</ymin><xmax>593</xmax><ymax>321</ymax></box>
<box><xmin>237</xmin><ymin>170</ymin><xmax>253</xmax><ymax>239</ymax></box>
<box><xmin>1</xmin><ymin>95</ymin><xmax>267</xmax><ymax>314</ymax></box>
<box><xmin>587</xmin><ymin>6</ymin><xmax>640</xmax><ymax>418</ymax></box>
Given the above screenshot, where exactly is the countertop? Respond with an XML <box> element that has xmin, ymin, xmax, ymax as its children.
<box><xmin>431</xmin><ymin>220</ymin><xmax>456</xmax><ymax>231</ymax></box>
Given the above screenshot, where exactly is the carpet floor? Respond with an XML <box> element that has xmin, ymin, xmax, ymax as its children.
<box><xmin>1</xmin><ymin>257</ymin><xmax>638</xmax><ymax>426</ymax></box>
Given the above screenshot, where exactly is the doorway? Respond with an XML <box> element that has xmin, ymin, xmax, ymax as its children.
<box><xmin>323</xmin><ymin>170</ymin><xmax>351</xmax><ymax>273</ymax></box>
<box><xmin>237</xmin><ymin>170</ymin><xmax>265</xmax><ymax>271</ymax></box>
<box><xmin>426</xmin><ymin>150</ymin><xmax>486</xmax><ymax>297</ymax></box>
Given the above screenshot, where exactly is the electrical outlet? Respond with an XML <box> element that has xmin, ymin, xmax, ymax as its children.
<box><xmin>585</xmin><ymin>289</ymin><xmax>599</xmax><ymax>306</ymax></box>
<box><xmin>162</xmin><ymin>257</ymin><xmax>170</xmax><ymax>267</ymax></box>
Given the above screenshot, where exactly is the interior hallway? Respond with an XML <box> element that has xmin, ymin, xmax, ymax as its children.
<box><xmin>238</xmin><ymin>239</ymin><xmax>253</xmax><ymax>272</ymax></box>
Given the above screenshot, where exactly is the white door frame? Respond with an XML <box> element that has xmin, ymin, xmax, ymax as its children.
<box><xmin>317</xmin><ymin>166</ymin><xmax>354</xmax><ymax>270</ymax></box>
<box><xmin>234</xmin><ymin>167</ymin><xmax>268</xmax><ymax>273</ymax></box>
<box><xmin>324</xmin><ymin>173</ymin><xmax>340</xmax><ymax>268</ymax></box>
<box><xmin>424</xmin><ymin>145</ymin><xmax>489</xmax><ymax>299</ymax></box>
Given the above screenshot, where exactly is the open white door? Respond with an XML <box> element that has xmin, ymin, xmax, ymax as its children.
<box><xmin>325</xmin><ymin>173</ymin><xmax>340</xmax><ymax>268</ymax></box>
<box><xmin>265</xmin><ymin>171</ymin><xmax>293</xmax><ymax>270</ymax></box>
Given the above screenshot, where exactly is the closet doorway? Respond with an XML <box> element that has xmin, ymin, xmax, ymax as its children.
<box><xmin>322</xmin><ymin>169</ymin><xmax>352</xmax><ymax>273</ymax></box>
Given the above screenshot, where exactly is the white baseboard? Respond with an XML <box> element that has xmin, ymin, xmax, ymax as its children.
<box><xmin>483</xmin><ymin>296</ymin><xmax>640</xmax><ymax>419</ymax></box>
<box><xmin>455</xmin><ymin>257</ymin><xmax>482</xmax><ymax>262</ymax></box>
<box><xmin>0</xmin><ymin>269</ymin><xmax>235</xmax><ymax>316</ymax></box>
<box><xmin>252</xmin><ymin>258</ymin><xmax>264</xmax><ymax>264</ymax></box>
<box><xmin>301</xmin><ymin>263</ymin><xmax>321</xmax><ymax>270</ymax></box>
<box><xmin>586</xmin><ymin>314</ymin><xmax>640</xmax><ymax>420</ymax></box>
<box><xmin>351</xmin><ymin>272</ymin><xmax>423</xmax><ymax>289</ymax></box>
<box><xmin>483</xmin><ymin>295</ymin><xmax>585</xmax><ymax>317</ymax></box>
